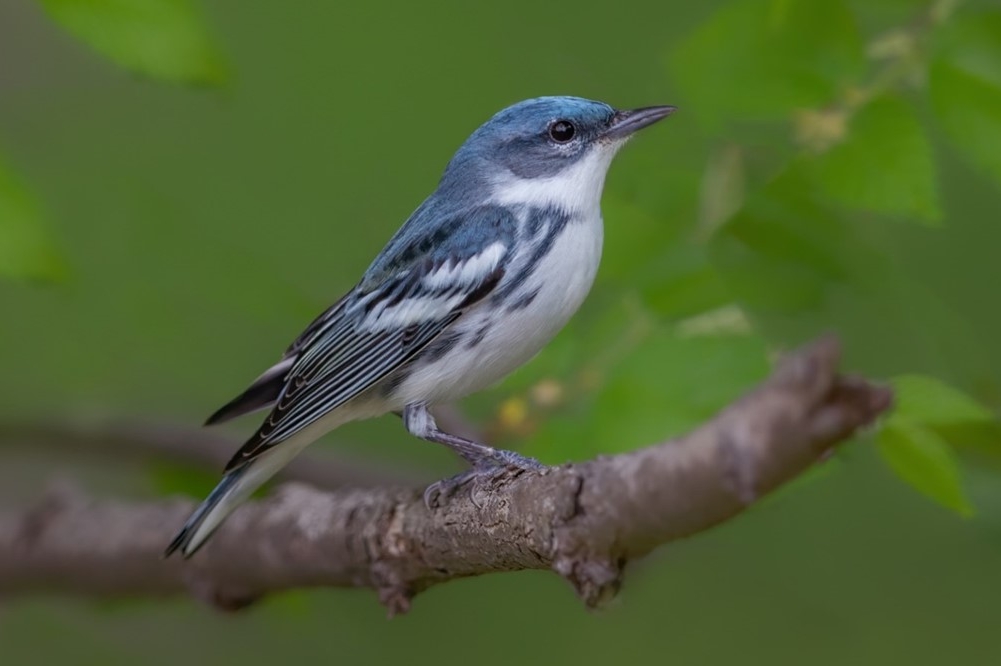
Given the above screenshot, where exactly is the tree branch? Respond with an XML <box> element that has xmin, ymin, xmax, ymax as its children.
<box><xmin>0</xmin><ymin>336</ymin><xmax>891</xmax><ymax>615</ymax></box>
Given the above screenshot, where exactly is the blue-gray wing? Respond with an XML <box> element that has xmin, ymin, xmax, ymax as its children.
<box><xmin>204</xmin><ymin>294</ymin><xmax>353</xmax><ymax>426</ymax></box>
<box><xmin>222</xmin><ymin>205</ymin><xmax>516</xmax><ymax>471</ymax></box>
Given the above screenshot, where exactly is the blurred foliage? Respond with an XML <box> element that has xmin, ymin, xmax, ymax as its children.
<box><xmin>0</xmin><ymin>155</ymin><xmax>65</xmax><ymax>280</ymax></box>
<box><xmin>807</xmin><ymin>95</ymin><xmax>940</xmax><ymax>223</ymax></box>
<box><xmin>878</xmin><ymin>416</ymin><xmax>972</xmax><ymax>515</ymax></box>
<box><xmin>36</xmin><ymin>0</ymin><xmax>228</xmax><ymax>85</ymax></box>
<box><xmin>638</xmin><ymin>0</ymin><xmax>1001</xmax><ymax>513</ymax></box>
<box><xmin>2</xmin><ymin>0</ymin><xmax>1001</xmax><ymax>663</ymax></box>
<box><xmin>893</xmin><ymin>373</ymin><xmax>996</xmax><ymax>425</ymax></box>
<box><xmin>496</xmin><ymin>0</ymin><xmax>1001</xmax><ymax>517</ymax></box>
<box><xmin>876</xmin><ymin>374</ymin><xmax>995</xmax><ymax>513</ymax></box>
<box><xmin>0</xmin><ymin>0</ymin><xmax>224</xmax><ymax>286</ymax></box>
<box><xmin>929</xmin><ymin>10</ymin><xmax>1001</xmax><ymax>184</ymax></box>
<box><xmin>670</xmin><ymin>0</ymin><xmax>866</xmax><ymax>127</ymax></box>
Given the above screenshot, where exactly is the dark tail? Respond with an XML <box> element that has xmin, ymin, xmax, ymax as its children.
<box><xmin>164</xmin><ymin>469</ymin><xmax>244</xmax><ymax>559</ymax></box>
<box><xmin>165</xmin><ymin>429</ymin><xmax>304</xmax><ymax>558</ymax></box>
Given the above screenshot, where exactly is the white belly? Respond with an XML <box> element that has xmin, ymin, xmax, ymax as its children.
<box><xmin>389</xmin><ymin>212</ymin><xmax>603</xmax><ymax>406</ymax></box>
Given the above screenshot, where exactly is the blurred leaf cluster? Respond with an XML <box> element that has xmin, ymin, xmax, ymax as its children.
<box><xmin>0</xmin><ymin>0</ymin><xmax>226</xmax><ymax>283</ymax></box>
<box><xmin>0</xmin><ymin>155</ymin><xmax>66</xmax><ymax>280</ymax></box>
<box><xmin>37</xmin><ymin>0</ymin><xmax>227</xmax><ymax>85</ymax></box>
<box><xmin>496</xmin><ymin>0</ymin><xmax>1001</xmax><ymax>516</ymax></box>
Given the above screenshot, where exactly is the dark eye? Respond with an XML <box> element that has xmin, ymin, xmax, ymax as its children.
<box><xmin>549</xmin><ymin>120</ymin><xmax>576</xmax><ymax>143</ymax></box>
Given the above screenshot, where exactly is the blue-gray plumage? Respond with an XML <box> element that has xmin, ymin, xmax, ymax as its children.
<box><xmin>165</xmin><ymin>96</ymin><xmax>674</xmax><ymax>558</ymax></box>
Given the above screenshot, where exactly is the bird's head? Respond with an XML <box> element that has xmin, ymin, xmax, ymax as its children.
<box><xmin>439</xmin><ymin>96</ymin><xmax>675</xmax><ymax>211</ymax></box>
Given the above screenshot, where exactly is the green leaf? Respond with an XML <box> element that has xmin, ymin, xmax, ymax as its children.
<box><xmin>601</xmin><ymin>197</ymin><xmax>732</xmax><ymax>322</ymax></box>
<box><xmin>37</xmin><ymin>0</ymin><xmax>228</xmax><ymax>86</ymax></box>
<box><xmin>709</xmin><ymin>165</ymin><xmax>855</xmax><ymax>313</ymax></box>
<box><xmin>891</xmin><ymin>374</ymin><xmax>995</xmax><ymax>426</ymax></box>
<box><xmin>877</xmin><ymin>416</ymin><xmax>973</xmax><ymax>516</ymax></box>
<box><xmin>670</xmin><ymin>0</ymin><xmax>865</xmax><ymax>127</ymax></box>
<box><xmin>929</xmin><ymin>11</ymin><xmax>1001</xmax><ymax>186</ymax></box>
<box><xmin>809</xmin><ymin>96</ymin><xmax>940</xmax><ymax>223</ymax></box>
<box><xmin>637</xmin><ymin>246</ymin><xmax>733</xmax><ymax>322</ymax></box>
<box><xmin>522</xmin><ymin>331</ymin><xmax>771</xmax><ymax>461</ymax></box>
<box><xmin>0</xmin><ymin>157</ymin><xmax>66</xmax><ymax>281</ymax></box>
<box><xmin>846</xmin><ymin>0</ymin><xmax>934</xmax><ymax>29</ymax></box>
<box><xmin>600</xmin><ymin>198</ymin><xmax>681</xmax><ymax>282</ymax></box>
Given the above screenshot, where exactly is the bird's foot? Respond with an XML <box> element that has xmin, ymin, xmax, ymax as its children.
<box><xmin>423</xmin><ymin>449</ymin><xmax>545</xmax><ymax>510</ymax></box>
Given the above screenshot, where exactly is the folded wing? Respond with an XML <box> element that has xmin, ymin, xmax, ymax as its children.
<box><xmin>217</xmin><ymin>205</ymin><xmax>518</xmax><ymax>472</ymax></box>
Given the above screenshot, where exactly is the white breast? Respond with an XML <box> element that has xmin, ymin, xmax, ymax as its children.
<box><xmin>389</xmin><ymin>209</ymin><xmax>603</xmax><ymax>407</ymax></box>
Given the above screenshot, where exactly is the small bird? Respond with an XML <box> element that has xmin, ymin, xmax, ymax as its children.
<box><xmin>165</xmin><ymin>96</ymin><xmax>674</xmax><ymax>558</ymax></box>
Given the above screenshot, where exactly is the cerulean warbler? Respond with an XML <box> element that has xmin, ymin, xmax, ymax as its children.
<box><xmin>166</xmin><ymin>96</ymin><xmax>674</xmax><ymax>557</ymax></box>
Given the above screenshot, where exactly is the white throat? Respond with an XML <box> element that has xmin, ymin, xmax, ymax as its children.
<box><xmin>488</xmin><ymin>140</ymin><xmax>626</xmax><ymax>214</ymax></box>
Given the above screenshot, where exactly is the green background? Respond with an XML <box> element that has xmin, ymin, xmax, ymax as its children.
<box><xmin>2</xmin><ymin>0</ymin><xmax>999</xmax><ymax>663</ymax></box>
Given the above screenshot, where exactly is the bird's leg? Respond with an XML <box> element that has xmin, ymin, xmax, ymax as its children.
<box><xmin>403</xmin><ymin>403</ymin><xmax>544</xmax><ymax>508</ymax></box>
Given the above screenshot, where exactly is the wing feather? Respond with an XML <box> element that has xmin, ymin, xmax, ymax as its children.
<box><xmin>212</xmin><ymin>204</ymin><xmax>518</xmax><ymax>471</ymax></box>
<box><xmin>223</xmin><ymin>263</ymin><xmax>504</xmax><ymax>471</ymax></box>
<box><xmin>203</xmin><ymin>294</ymin><xmax>354</xmax><ymax>426</ymax></box>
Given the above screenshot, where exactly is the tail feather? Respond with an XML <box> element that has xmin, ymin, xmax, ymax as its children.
<box><xmin>164</xmin><ymin>470</ymin><xmax>243</xmax><ymax>558</ymax></box>
<box><xmin>164</xmin><ymin>432</ymin><xmax>314</xmax><ymax>558</ymax></box>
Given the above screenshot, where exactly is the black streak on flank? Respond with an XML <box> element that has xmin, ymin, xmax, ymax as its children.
<box><xmin>421</xmin><ymin>330</ymin><xmax>465</xmax><ymax>363</ymax></box>
<box><xmin>380</xmin><ymin>367</ymin><xmax>411</xmax><ymax>398</ymax></box>
<box><xmin>494</xmin><ymin>206</ymin><xmax>571</xmax><ymax>302</ymax></box>
<box><xmin>525</xmin><ymin>206</ymin><xmax>548</xmax><ymax>238</ymax></box>
<box><xmin>506</xmin><ymin>287</ymin><xmax>540</xmax><ymax>312</ymax></box>
<box><xmin>466</xmin><ymin>321</ymin><xmax>491</xmax><ymax>349</ymax></box>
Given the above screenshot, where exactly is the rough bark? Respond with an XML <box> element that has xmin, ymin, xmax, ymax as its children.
<box><xmin>0</xmin><ymin>337</ymin><xmax>891</xmax><ymax>615</ymax></box>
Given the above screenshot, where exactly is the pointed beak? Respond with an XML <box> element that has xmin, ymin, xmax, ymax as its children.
<box><xmin>604</xmin><ymin>105</ymin><xmax>676</xmax><ymax>140</ymax></box>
